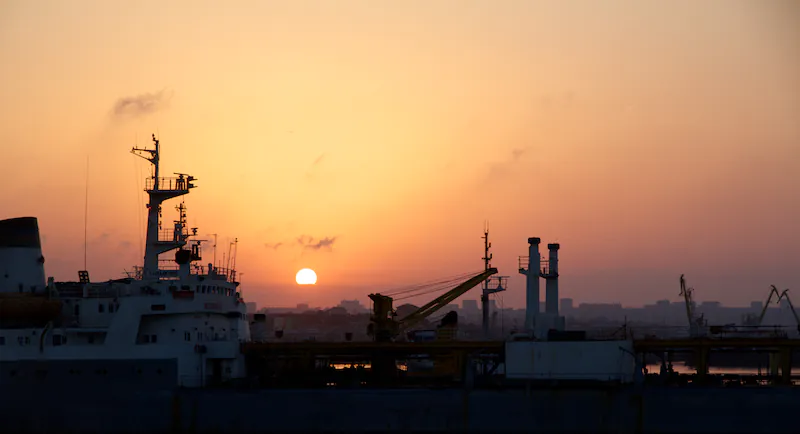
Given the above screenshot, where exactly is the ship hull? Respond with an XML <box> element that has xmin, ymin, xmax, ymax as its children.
<box><xmin>0</xmin><ymin>359</ymin><xmax>178</xmax><ymax>391</ymax></box>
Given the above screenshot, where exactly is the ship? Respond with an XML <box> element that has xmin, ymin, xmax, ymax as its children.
<box><xmin>0</xmin><ymin>134</ymin><xmax>249</xmax><ymax>390</ymax></box>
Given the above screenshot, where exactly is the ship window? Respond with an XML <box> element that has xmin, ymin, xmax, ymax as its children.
<box><xmin>108</xmin><ymin>303</ymin><xmax>114</xmax><ymax>313</ymax></box>
<box><xmin>143</xmin><ymin>335</ymin><xmax>150</xmax><ymax>343</ymax></box>
<box><xmin>151</xmin><ymin>304</ymin><xmax>166</xmax><ymax>311</ymax></box>
<box><xmin>88</xmin><ymin>335</ymin><xmax>94</xmax><ymax>344</ymax></box>
<box><xmin>181</xmin><ymin>285</ymin><xmax>190</xmax><ymax>291</ymax></box>
<box><xmin>98</xmin><ymin>303</ymin><xmax>104</xmax><ymax>313</ymax></box>
<box><xmin>0</xmin><ymin>336</ymin><xmax>4</xmax><ymax>345</ymax></box>
<box><xmin>74</xmin><ymin>305</ymin><xmax>80</xmax><ymax>316</ymax></box>
<box><xmin>184</xmin><ymin>332</ymin><xmax>191</xmax><ymax>341</ymax></box>
<box><xmin>52</xmin><ymin>335</ymin><xmax>64</xmax><ymax>346</ymax></box>
<box><xmin>151</xmin><ymin>334</ymin><xmax>158</xmax><ymax>343</ymax></box>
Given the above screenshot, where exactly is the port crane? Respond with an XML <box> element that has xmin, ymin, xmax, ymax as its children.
<box><xmin>679</xmin><ymin>274</ymin><xmax>707</xmax><ymax>337</ymax></box>
<box><xmin>368</xmin><ymin>268</ymin><xmax>498</xmax><ymax>342</ymax></box>
<box><xmin>742</xmin><ymin>285</ymin><xmax>783</xmax><ymax>327</ymax></box>
<box><xmin>741</xmin><ymin>286</ymin><xmax>800</xmax><ymax>333</ymax></box>
<box><xmin>778</xmin><ymin>289</ymin><xmax>800</xmax><ymax>333</ymax></box>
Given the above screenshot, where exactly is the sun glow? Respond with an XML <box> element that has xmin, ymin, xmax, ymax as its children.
<box><xmin>295</xmin><ymin>268</ymin><xmax>318</xmax><ymax>285</ymax></box>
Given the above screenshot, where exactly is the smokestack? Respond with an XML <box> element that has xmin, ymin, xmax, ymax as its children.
<box><xmin>545</xmin><ymin>243</ymin><xmax>560</xmax><ymax>315</ymax></box>
<box><xmin>0</xmin><ymin>217</ymin><xmax>46</xmax><ymax>294</ymax></box>
<box><xmin>525</xmin><ymin>237</ymin><xmax>541</xmax><ymax>332</ymax></box>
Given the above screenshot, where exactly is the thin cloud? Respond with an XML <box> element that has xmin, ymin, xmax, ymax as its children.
<box><xmin>265</xmin><ymin>242</ymin><xmax>283</xmax><ymax>250</ymax></box>
<box><xmin>111</xmin><ymin>89</ymin><xmax>173</xmax><ymax>118</ymax></box>
<box><xmin>296</xmin><ymin>235</ymin><xmax>314</xmax><ymax>246</ymax></box>
<box><xmin>306</xmin><ymin>153</ymin><xmax>327</xmax><ymax>180</ymax></box>
<box><xmin>486</xmin><ymin>147</ymin><xmax>530</xmax><ymax>180</ymax></box>
<box><xmin>305</xmin><ymin>236</ymin><xmax>337</xmax><ymax>251</ymax></box>
<box><xmin>295</xmin><ymin>234</ymin><xmax>338</xmax><ymax>252</ymax></box>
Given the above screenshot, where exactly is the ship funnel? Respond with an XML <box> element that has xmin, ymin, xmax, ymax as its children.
<box><xmin>545</xmin><ymin>243</ymin><xmax>560</xmax><ymax>315</ymax></box>
<box><xmin>0</xmin><ymin>217</ymin><xmax>47</xmax><ymax>294</ymax></box>
<box><xmin>523</xmin><ymin>237</ymin><xmax>541</xmax><ymax>332</ymax></box>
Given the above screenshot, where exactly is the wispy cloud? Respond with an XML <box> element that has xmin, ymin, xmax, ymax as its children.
<box><xmin>485</xmin><ymin>146</ymin><xmax>530</xmax><ymax>181</ymax></box>
<box><xmin>111</xmin><ymin>89</ymin><xmax>173</xmax><ymax>118</ymax></box>
<box><xmin>296</xmin><ymin>234</ymin><xmax>338</xmax><ymax>252</ymax></box>
<box><xmin>265</xmin><ymin>242</ymin><xmax>283</xmax><ymax>250</ymax></box>
<box><xmin>306</xmin><ymin>153</ymin><xmax>327</xmax><ymax>180</ymax></box>
<box><xmin>305</xmin><ymin>236</ymin><xmax>337</xmax><ymax>251</ymax></box>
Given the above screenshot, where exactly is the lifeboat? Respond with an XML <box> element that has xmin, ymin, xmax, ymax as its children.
<box><xmin>0</xmin><ymin>293</ymin><xmax>62</xmax><ymax>327</ymax></box>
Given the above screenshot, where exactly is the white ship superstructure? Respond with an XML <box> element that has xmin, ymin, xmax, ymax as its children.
<box><xmin>0</xmin><ymin>134</ymin><xmax>249</xmax><ymax>389</ymax></box>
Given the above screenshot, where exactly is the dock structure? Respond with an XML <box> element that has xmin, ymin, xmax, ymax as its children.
<box><xmin>241</xmin><ymin>338</ymin><xmax>800</xmax><ymax>387</ymax></box>
<box><xmin>634</xmin><ymin>338</ymin><xmax>800</xmax><ymax>385</ymax></box>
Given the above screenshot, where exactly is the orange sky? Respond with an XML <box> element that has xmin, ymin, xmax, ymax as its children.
<box><xmin>1</xmin><ymin>0</ymin><xmax>798</xmax><ymax>309</ymax></box>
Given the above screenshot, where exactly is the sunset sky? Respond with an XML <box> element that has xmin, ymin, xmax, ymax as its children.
<box><xmin>1</xmin><ymin>0</ymin><xmax>798</xmax><ymax>309</ymax></box>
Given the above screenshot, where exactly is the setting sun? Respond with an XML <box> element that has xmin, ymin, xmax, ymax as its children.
<box><xmin>295</xmin><ymin>268</ymin><xmax>318</xmax><ymax>285</ymax></box>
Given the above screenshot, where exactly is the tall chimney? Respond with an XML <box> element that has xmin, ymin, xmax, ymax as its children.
<box><xmin>524</xmin><ymin>237</ymin><xmax>541</xmax><ymax>332</ymax></box>
<box><xmin>0</xmin><ymin>217</ymin><xmax>46</xmax><ymax>294</ymax></box>
<box><xmin>545</xmin><ymin>243</ymin><xmax>560</xmax><ymax>315</ymax></box>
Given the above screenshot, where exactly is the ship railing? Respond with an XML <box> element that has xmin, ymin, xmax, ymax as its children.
<box><xmin>145</xmin><ymin>176</ymin><xmax>193</xmax><ymax>192</ymax></box>
<box><xmin>156</xmin><ymin>229</ymin><xmax>189</xmax><ymax>243</ymax></box>
<box><xmin>518</xmin><ymin>256</ymin><xmax>529</xmax><ymax>271</ymax></box>
<box><xmin>539</xmin><ymin>260</ymin><xmax>551</xmax><ymax>276</ymax></box>
<box><xmin>193</xmin><ymin>265</ymin><xmax>238</xmax><ymax>283</ymax></box>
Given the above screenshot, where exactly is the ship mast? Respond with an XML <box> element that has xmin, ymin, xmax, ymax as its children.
<box><xmin>131</xmin><ymin>134</ymin><xmax>196</xmax><ymax>278</ymax></box>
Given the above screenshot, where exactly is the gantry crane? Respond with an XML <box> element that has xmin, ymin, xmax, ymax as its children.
<box><xmin>368</xmin><ymin>268</ymin><xmax>498</xmax><ymax>342</ymax></box>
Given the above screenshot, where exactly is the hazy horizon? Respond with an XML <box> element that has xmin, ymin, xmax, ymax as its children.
<box><xmin>2</xmin><ymin>0</ymin><xmax>798</xmax><ymax>310</ymax></box>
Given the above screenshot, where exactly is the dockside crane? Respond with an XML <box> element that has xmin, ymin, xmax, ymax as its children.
<box><xmin>742</xmin><ymin>285</ymin><xmax>783</xmax><ymax>327</ymax></box>
<box><xmin>679</xmin><ymin>274</ymin><xmax>707</xmax><ymax>337</ymax></box>
<box><xmin>740</xmin><ymin>285</ymin><xmax>800</xmax><ymax>333</ymax></box>
<box><xmin>368</xmin><ymin>268</ymin><xmax>498</xmax><ymax>342</ymax></box>
<box><xmin>777</xmin><ymin>289</ymin><xmax>800</xmax><ymax>334</ymax></box>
